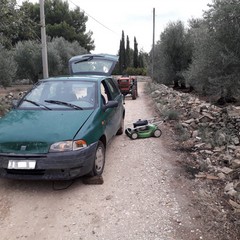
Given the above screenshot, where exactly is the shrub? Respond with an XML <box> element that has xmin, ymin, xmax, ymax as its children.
<box><xmin>174</xmin><ymin>123</ymin><xmax>190</xmax><ymax>142</ymax></box>
<box><xmin>163</xmin><ymin>109</ymin><xmax>179</xmax><ymax>120</ymax></box>
<box><xmin>125</xmin><ymin>67</ymin><xmax>147</xmax><ymax>76</ymax></box>
<box><xmin>0</xmin><ymin>46</ymin><xmax>17</xmax><ymax>87</ymax></box>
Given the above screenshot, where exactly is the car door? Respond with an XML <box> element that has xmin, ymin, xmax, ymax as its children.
<box><xmin>102</xmin><ymin>78</ymin><xmax>123</xmax><ymax>137</ymax></box>
<box><xmin>99</xmin><ymin>79</ymin><xmax>118</xmax><ymax>142</ymax></box>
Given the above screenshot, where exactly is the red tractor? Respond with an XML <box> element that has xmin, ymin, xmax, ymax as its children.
<box><xmin>117</xmin><ymin>75</ymin><xmax>138</xmax><ymax>100</ymax></box>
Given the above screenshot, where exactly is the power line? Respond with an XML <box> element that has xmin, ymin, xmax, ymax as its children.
<box><xmin>68</xmin><ymin>0</ymin><xmax>118</xmax><ymax>35</ymax></box>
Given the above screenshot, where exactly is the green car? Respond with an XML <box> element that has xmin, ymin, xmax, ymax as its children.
<box><xmin>0</xmin><ymin>54</ymin><xmax>125</xmax><ymax>180</ymax></box>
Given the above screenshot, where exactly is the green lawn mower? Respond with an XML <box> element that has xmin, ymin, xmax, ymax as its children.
<box><xmin>125</xmin><ymin>118</ymin><xmax>163</xmax><ymax>140</ymax></box>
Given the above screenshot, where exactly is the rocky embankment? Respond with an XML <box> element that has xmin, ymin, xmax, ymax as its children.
<box><xmin>0</xmin><ymin>91</ymin><xmax>25</xmax><ymax>116</ymax></box>
<box><xmin>149</xmin><ymin>83</ymin><xmax>240</xmax><ymax>213</ymax></box>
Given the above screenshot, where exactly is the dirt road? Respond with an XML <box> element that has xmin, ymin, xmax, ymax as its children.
<box><xmin>0</xmin><ymin>81</ymin><xmax>219</xmax><ymax>240</ymax></box>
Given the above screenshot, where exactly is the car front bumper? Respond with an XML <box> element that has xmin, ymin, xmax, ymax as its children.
<box><xmin>0</xmin><ymin>142</ymin><xmax>98</xmax><ymax>180</ymax></box>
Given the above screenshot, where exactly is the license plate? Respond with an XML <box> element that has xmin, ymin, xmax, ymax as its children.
<box><xmin>8</xmin><ymin>160</ymin><xmax>36</xmax><ymax>169</ymax></box>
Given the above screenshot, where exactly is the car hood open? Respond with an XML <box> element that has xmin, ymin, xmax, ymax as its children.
<box><xmin>0</xmin><ymin>109</ymin><xmax>94</xmax><ymax>154</ymax></box>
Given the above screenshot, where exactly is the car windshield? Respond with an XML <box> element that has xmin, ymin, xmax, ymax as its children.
<box><xmin>18</xmin><ymin>80</ymin><xmax>97</xmax><ymax>110</ymax></box>
<box><xmin>71</xmin><ymin>59</ymin><xmax>113</xmax><ymax>75</ymax></box>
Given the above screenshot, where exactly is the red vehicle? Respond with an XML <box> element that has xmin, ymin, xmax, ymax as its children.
<box><xmin>117</xmin><ymin>75</ymin><xmax>138</xmax><ymax>100</ymax></box>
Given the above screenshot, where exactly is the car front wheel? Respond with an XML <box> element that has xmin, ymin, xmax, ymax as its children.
<box><xmin>116</xmin><ymin>117</ymin><xmax>124</xmax><ymax>135</ymax></box>
<box><xmin>89</xmin><ymin>141</ymin><xmax>105</xmax><ymax>176</ymax></box>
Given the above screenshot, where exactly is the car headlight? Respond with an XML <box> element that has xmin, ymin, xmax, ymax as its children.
<box><xmin>49</xmin><ymin>140</ymin><xmax>87</xmax><ymax>152</ymax></box>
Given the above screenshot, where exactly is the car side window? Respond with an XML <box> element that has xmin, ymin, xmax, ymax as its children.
<box><xmin>101</xmin><ymin>83</ymin><xmax>108</xmax><ymax>105</ymax></box>
<box><xmin>104</xmin><ymin>78</ymin><xmax>119</xmax><ymax>99</ymax></box>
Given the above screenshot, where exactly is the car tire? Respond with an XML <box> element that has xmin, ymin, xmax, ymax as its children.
<box><xmin>153</xmin><ymin>129</ymin><xmax>162</xmax><ymax>138</ymax></box>
<box><xmin>131</xmin><ymin>132</ymin><xmax>138</xmax><ymax>140</ymax></box>
<box><xmin>89</xmin><ymin>141</ymin><xmax>105</xmax><ymax>176</ymax></box>
<box><xmin>132</xmin><ymin>86</ymin><xmax>137</xmax><ymax>100</ymax></box>
<box><xmin>116</xmin><ymin>117</ymin><xmax>124</xmax><ymax>135</ymax></box>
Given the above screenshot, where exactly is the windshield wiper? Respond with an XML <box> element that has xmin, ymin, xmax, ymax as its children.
<box><xmin>44</xmin><ymin>100</ymin><xmax>83</xmax><ymax>110</ymax></box>
<box><xmin>74</xmin><ymin>56</ymin><xmax>93</xmax><ymax>64</ymax></box>
<box><xmin>23</xmin><ymin>99</ymin><xmax>51</xmax><ymax>110</ymax></box>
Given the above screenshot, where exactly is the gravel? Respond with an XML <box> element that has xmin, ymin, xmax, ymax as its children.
<box><xmin>0</xmin><ymin>81</ymin><xmax>220</xmax><ymax>240</ymax></box>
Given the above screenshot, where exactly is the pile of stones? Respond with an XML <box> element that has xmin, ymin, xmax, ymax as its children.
<box><xmin>150</xmin><ymin>83</ymin><xmax>240</xmax><ymax>211</ymax></box>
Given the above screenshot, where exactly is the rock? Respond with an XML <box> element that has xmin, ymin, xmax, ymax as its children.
<box><xmin>181</xmin><ymin>122</ymin><xmax>189</xmax><ymax>128</ymax></box>
<box><xmin>82</xmin><ymin>175</ymin><xmax>104</xmax><ymax>185</ymax></box>
<box><xmin>221</xmin><ymin>167</ymin><xmax>233</xmax><ymax>175</ymax></box>
<box><xmin>151</xmin><ymin>90</ymin><xmax>161</xmax><ymax>98</ymax></box>
<box><xmin>216</xmin><ymin>133</ymin><xmax>227</xmax><ymax>146</ymax></box>
<box><xmin>222</xmin><ymin>154</ymin><xmax>233</xmax><ymax>166</ymax></box>
<box><xmin>217</xmin><ymin>172</ymin><xmax>226</xmax><ymax>180</ymax></box>
<box><xmin>232</xmin><ymin>159</ymin><xmax>240</xmax><ymax>169</ymax></box>
<box><xmin>192</xmin><ymin>130</ymin><xmax>199</xmax><ymax>138</ymax></box>
<box><xmin>213</xmin><ymin>146</ymin><xmax>226</xmax><ymax>152</ymax></box>
<box><xmin>224</xmin><ymin>182</ymin><xmax>237</xmax><ymax>197</ymax></box>
<box><xmin>199</xmin><ymin>150</ymin><xmax>213</xmax><ymax>155</ymax></box>
<box><xmin>231</xmin><ymin>136</ymin><xmax>240</xmax><ymax>145</ymax></box>
<box><xmin>184</xmin><ymin>118</ymin><xmax>195</xmax><ymax>124</ymax></box>
<box><xmin>234</xmin><ymin>182</ymin><xmax>240</xmax><ymax>192</ymax></box>
<box><xmin>198</xmin><ymin>115</ymin><xmax>213</xmax><ymax>123</ymax></box>
<box><xmin>229</xmin><ymin>199</ymin><xmax>240</xmax><ymax>209</ymax></box>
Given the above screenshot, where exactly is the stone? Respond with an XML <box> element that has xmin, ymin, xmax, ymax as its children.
<box><xmin>224</xmin><ymin>182</ymin><xmax>237</xmax><ymax>196</ymax></box>
<box><xmin>194</xmin><ymin>143</ymin><xmax>205</xmax><ymax>149</ymax></box>
<box><xmin>217</xmin><ymin>172</ymin><xmax>226</xmax><ymax>180</ymax></box>
<box><xmin>231</xmin><ymin>136</ymin><xmax>240</xmax><ymax>145</ymax></box>
<box><xmin>221</xmin><ymin>167</ymin><xmax>233</xmax><ymax>175</ymax></box>
<box><xmin>234</xmin><ymin>182</ymin><xmax>240</xmax><ymax>192</ymax></box>
<box><xmin>232</xmin><ymin>159</ymin><xmax>240</xmax><ymax>169</ymax></box>
<box><xmin>82</xmin><ymin>175</ymin><xmax>104</xmax><ymax>185</ymax></box>
<box><xmin>198</xmin><ymin>115</ymin><xmax>213</xmax><ymax>123</ymax></box>
<box><xmin>229</xmin><ymin>199</ymin><xmax>240</xmax><ymax>209</ymax></box>
<box><xmin>151</xmin><ymin>90</ymin><xmax>161</xmax><ymax>98</ymax></box>
<box><xmin>184</xmin><ymin>118</ymin><xmax>195</xmax><ymax>124</ymax></box>
<box><xmin>192</xmin><ymin>130</ymin><xmax>199</xmax><ymax>138</ymax></box>
<box><xmin>201</xmin><ymin>112</ymin><xmax>214</xmax><ymax>119</ymax></box>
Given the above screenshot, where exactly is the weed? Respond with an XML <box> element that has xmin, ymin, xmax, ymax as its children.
<box><xmin>174</xmin><ymin>123</ymin><xmax>190</xmax><ymax>142</ymax></box>
<box><xmin>164</xmin><ymin>109</ymin><xmax>179</xmax><ymax>120</ymax></box>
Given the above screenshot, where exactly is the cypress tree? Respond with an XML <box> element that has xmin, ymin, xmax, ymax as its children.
<box><xmin>126</xmin><ymin>35</ymin><xmax>131</xmax><ymax>69</ymax></box>
<box><xmin>133</xmin><ymin>37</ymin><xmax>138</xmax><ymax>68</ymax></box>
<box><xmin>118</xmin><ymin>30</ymin><xmax>126</xmax><ymax>74</ymax></box>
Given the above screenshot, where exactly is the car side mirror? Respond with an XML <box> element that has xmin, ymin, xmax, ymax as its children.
<box><xmin>102</xmin><ymin>100</ymin><xmax>118</xmax><ymax>111</ymax></box>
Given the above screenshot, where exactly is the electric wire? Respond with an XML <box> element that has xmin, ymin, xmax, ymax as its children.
<box><xmin>68</xmin><ymin>0</ymin><xmax>118</xmax><ymax>35</ymax></box>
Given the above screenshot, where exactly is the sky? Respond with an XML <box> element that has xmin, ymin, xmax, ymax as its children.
<box><xmin>68</xmin><ymin>0</ymin><xmax>212</xmax><ymax>54</ymax></box>
<box><xmin>18</xmin><ymin>0</ymin><xmax>213</xmax><ymax>55</ymax></box>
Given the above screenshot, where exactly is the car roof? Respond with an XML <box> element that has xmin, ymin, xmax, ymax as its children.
<box><xmin>68</xmin><ymin>53</ymin><xmax>119</xmax><ymax>76</ymax></box>
<box><xmin>43</xmin><ymin>75</ymin><xmax>106</xmax><ymax>82</ymax></box>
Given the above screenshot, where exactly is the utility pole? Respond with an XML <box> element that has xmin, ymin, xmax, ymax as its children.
<box><xmin>39</xmin><ymin>0</ymin><xmax>49</xmax><ymax>78</ymax></box>
<box><xmin>152</xmin><ymin>8</ymin><xmax>155</xmax><ymax>80</ymax></box>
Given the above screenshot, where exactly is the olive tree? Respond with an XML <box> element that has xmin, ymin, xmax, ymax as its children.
<box><xmin>0</xmin><ymin>46</ymin><xmax>16</xmax><ymax>87</ymax></box>
<box><xmin>14</xmin><ymin>40</ymin><xmax>42</xmax><ymax>83</ymax></box>
<box><xmin>152</xmin><ymin>21</ymin><xmax>192</xmax><ymax>87</ymax></box>
<box><xmin>185</xmin><ymin>0</ymin><xmax>240</xmax><ymax>101</ymax></box>
<box><xmin>14</xmin><ymin>38</ymin><xmax>88</xmax><ymax>82</ymax></box>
